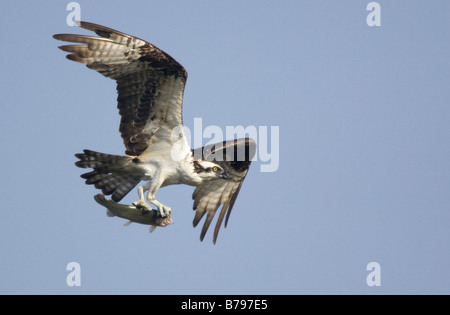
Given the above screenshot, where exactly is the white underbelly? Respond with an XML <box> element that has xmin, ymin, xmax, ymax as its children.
<box><xmin>140</xmin><ymin>143</ymin><xmax>193</xmax><ymax>184</ymax></box>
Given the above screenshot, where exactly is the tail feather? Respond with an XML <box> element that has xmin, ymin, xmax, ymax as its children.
<box><xmin>75</xmin><ymin>149</ymin><xmax>142</xmax><ymax>202</ymax></box>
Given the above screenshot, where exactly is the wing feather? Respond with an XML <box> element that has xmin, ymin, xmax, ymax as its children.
<box><xmin>192</xmin><ymin>138</ymin><xmax>256</xmax><ymax>243</ymax></box>
<box><xmin>54</xmin><ymin>21</ymin><xmax>188</xmax><ymax>156</ymax></box>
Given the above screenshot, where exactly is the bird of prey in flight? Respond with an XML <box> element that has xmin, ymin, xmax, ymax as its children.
<box><xmin>53</xmin><ymin>22</ymin><xmax>256</xmax><ymax>243</ymax></box>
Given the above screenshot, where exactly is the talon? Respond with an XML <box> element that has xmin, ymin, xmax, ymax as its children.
<box><xmin>132</xmin><ymin>200</ymin><xmax>153</xmax><ymax>211</ymax></box>
<box><xmin>159</xmin><ymin>205</ymin><xmax>171</xmax><ymax>218</ymax></box>
<box><xmin>147</xmin><ymin>199</ymin><xmax>171</xmax><ymax>218</ymax></box>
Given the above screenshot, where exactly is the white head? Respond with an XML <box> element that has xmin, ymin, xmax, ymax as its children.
<box><xmin>193</xmin><ymin>160</ymin><xmax>228</xmax><ymax>180</ymax></box>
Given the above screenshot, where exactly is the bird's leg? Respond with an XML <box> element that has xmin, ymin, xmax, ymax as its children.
<box><xmin>132</xmin><ymin>185</ymin><xmax>153</xmax><ymax>211</ymax></box>
<box><xmin>147</xmin><ymin>191</ymin><xmax>171</xmax><ymax>218</ymax></box>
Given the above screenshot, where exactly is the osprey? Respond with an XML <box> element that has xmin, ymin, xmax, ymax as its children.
<box><xmin>53</xmin><ymin>22</ymin><xmax>256</xmax><ymax>243</ymax></box>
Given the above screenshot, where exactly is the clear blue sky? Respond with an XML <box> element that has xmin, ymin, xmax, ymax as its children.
<box><xmin>0</xmin><ymin>1</ymin><xmax>449</xmax><ymax>294</ymax></box>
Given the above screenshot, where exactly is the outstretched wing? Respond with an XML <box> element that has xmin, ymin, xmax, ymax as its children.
<box><xmin>53</xmin><ymin>21</ymin><xmax>188</xmax><ymax>156</ymax></box>
<box><xmin>192</xmin><ymin>138</ymin><xmax>257</xmax><ymax>244</ymax></box>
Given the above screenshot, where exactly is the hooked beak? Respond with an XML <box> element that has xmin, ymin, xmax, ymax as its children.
<box><xmin>220</xmin><ymin>170</ymin><xmax>229</xmax><ymax>179</ymax></box>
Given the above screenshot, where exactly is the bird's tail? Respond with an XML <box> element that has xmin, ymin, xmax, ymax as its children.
<box><xmin>75</xmin><ymin>149</ymin><xmax>141</xmax><ymax>202</ymax></box>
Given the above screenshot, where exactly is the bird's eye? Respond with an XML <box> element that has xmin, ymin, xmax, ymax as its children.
<box><xmin>212</xmin><ymin>166</ymin><xmax>218</xmax><ymax>172</ymax></box>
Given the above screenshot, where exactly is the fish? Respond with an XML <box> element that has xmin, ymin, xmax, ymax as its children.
<box><xmin>93</xmin><ymin>194</ymin><xmax>173</xmax><ymax>232</ymax></box>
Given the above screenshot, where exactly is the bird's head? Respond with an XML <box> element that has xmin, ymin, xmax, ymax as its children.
<box><xmin>194</xmin><ymin>160</ymin><xmax>228</xmax><ymax>180</ymax></box>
